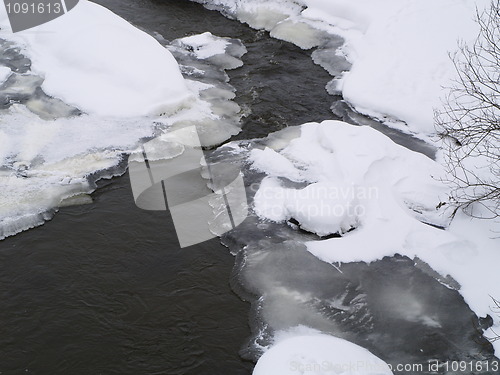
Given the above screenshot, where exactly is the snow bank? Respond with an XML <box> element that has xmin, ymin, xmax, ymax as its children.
<box><xmin>0</xmin><ymin>0</ymin><xmax>192</xmax><ymax>117</ymax></box>
<box><xmin>196</xmin><ymin>0</ymin><xmax>490</xmax><ymax>133</ymax></box>
<box><xmin>251</xmin><ymin>120</ymin><xmax>500</xmax><ymax>354</ymax></box>
<box><xmin>254</xmin><ymin>328</ymin><xmax>393</xmax><ymax>375</ymax></box>
<box><xmin>304</xmin><ymin>0</ymin><xmax>491</xmax><ymax>134</ymax></box>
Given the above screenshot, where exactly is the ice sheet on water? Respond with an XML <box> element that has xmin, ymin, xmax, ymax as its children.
<box><xmin>0</xmin><ymin>104</ymin><xmax>157</xmax><ymax>240</ymax></box>
<box><xmin>213</xmin><ymin>121</ymin><xmax>498</xmax><ymax>366</ymax></box>
<box><xmin>213</xmin><ymin>177</ymin><xmax>494</xmax><ymax>369</ymax></box>
<box><xmin>0</xmin><ymin>38</ymin><xmax>31</xmax><ymax>73</ymax></box>
<box><xmin>193</xmin><ymin>0</ymin><xmax>304</xmax><ymax>30</ymax></box>
<box><xmin>170</xmin><ymin>32</ymin><xmax>246</xmax><ymax>77</ymax></box>
<box><xmin>236</xmin><ymin>7</ymin><xmax>290</xmax><ymax>31</ymax></box>
<box><xmin>326</xmin><ymin>77</ymin><xmax>342</xmax><ymax>96</ymax></box>
<box><xmin>311</xmin><ymin>42</ymin><xmax>351</xmax><ymax>76</ymax></box>
<box><xmin>202</xmin><ymin>122</ymin><xmax>497</xmax><ymax>369</ymax></box>
<box><xmin>0</xmin><ymin>15</ymin><xmax>247</xmax><ymax>240</ymax></box>
<box><xmin>270</xmin><ymin>19</ymin><xmax>327</xmax><ymax>50</ymax></box>
<box><xmin>174</xmin><ymin>32</ymin><xmax>231</xmax><ymax>59</ymax></box>
<box><xmin>165</xmin><ymin>32</ymin><xmax>247</xmax><ymax>147</ymax></box>
<box><xmin>0</xmin><ymin>71</ymin><xmax>80</xmax><ymax>119</ymax></box>
<box><xmin>0</xmin><ymin>73</ymin><xmax>42</xmax><ymax>98</ymax></box>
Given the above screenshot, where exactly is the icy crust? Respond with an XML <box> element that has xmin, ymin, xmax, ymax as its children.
<box><xmin>248</xmin><ymin>120</ymin><xmax>500</xmax><ymax>358</ymax></box>
<box><xmin>166</xmin><ymin>32</ymin><xmax>247</xmax><ymax>147</ymax></box>
<box><xmin>254</xmin><ymin>328</ymin><xmax>393</xmax><ymax>375</ymax></box>
<box><xmin>0</xmin><ymin>0</ymin><xmax>192</xmax><ymax>117</ymax></box>
<box><xmin>0</xmin><ymin>66</ymin><xmax>10</xmax><ymax>84</ymax></box>
<box><xmin>194</xmin><ymin>0</ymin><xmax>489</xmax><ymax>134</ymax></box>
<box><xmin>0</xmin><ymin>105</ymin><xmax>155</xmax><ymax>240</ymax></box>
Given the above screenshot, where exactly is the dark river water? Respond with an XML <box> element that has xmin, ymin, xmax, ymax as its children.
<box><xmin>0</xmin><ymin>1</ymin><xmax>497</xmax><ymax>374</ymax></box>
<box><xmin>0</xmin><ymin>1</ymin><xmax>337</xmax><ymax>374</ymax></box>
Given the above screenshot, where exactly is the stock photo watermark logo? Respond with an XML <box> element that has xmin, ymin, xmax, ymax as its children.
<box><xmin>128</xmin><ymin>126</ymin><xmax>248</xmax><ymax>248</ymax></box>
<box><xmin>3</xmin><ymin>1</ymin><xmax>79</xmax><ymax>32</ymax></box>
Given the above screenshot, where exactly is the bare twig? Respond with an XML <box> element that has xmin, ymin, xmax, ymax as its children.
<box><xmin>435</xmin><ymin>0</ymin><xmax>500</xmax><ymax>218</ymax></box>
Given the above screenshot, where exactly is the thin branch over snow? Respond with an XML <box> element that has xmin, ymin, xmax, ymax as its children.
<box><xmin>435</xmin><ymin>0</ymin><xmax>500</xmax><ymax>219</ymax></box>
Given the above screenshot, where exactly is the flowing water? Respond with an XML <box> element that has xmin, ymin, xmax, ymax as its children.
<box><xmin>0</xmin><ymin>0</ymin><xmax>497</xmax><ymax>374</ymax></box>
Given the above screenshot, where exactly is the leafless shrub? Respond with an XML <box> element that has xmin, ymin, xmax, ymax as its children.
<box><xmin>435</xmin><ymin>0</ymin><xmax>500</xmax><ymax>218</ymax></box>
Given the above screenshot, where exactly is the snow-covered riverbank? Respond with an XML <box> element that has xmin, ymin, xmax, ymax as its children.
<box><xmin>194</xmin><ymin>0</ymin><xmax>491</xmax><ymax>134</ymax></box>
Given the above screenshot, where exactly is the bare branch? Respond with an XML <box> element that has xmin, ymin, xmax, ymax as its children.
<box><xmin>435</xmin><ymin>0</ymin><xmax>500</xmax><ymax>219</ymax></box>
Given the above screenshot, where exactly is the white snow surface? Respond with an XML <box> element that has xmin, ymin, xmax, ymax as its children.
<box><xmin>251</xmin><ymin>120</ymin><xmax>449</xmax><ymax>237</ymax></box>
<box><xmin>197</xmin><ymin>0</ymin><xmax>490</xmax><ymax>133</ymax></box>
<box><xmin>0</xmin><ymin>0</ymin><xmax>192</xmax><ymax>117</ymax></box>
<box><xmin>251</xmin><ymin>120</ymin><xmax>500</xmax><ymax>355</ymax></box>
<box><xmin>253</xmin><ymin>327</ymin><xmax>393</xmax><ymax>375</ymax></box>
<box><xmin>303</xmin><ymin>0</ymin><xmax>491</xmax><ymax>134</ymax></box>
<box><xmin>177</xmin><ymin>32</ymin><xmax>230</xmax><ymax>59</ymax></box>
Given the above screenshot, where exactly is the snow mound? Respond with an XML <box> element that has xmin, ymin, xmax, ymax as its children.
<box><xmin>253</xmin><ymin>178</ymin><xmax>359</xmax><ymax>236</ymax></box>
<box><xmin>251</xmin><ymin>120</ymin><xmax>448</xmax><ymax>237</ymax></box>
<box><xmin>0</xmin><ymin>0</ymin><xmax>192</xmax><ymax>117</ymax></box>
<box><xmin>254</xmin><ymin>329</ymin><xmax>393</xmax><ymax>375</ymax></box>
